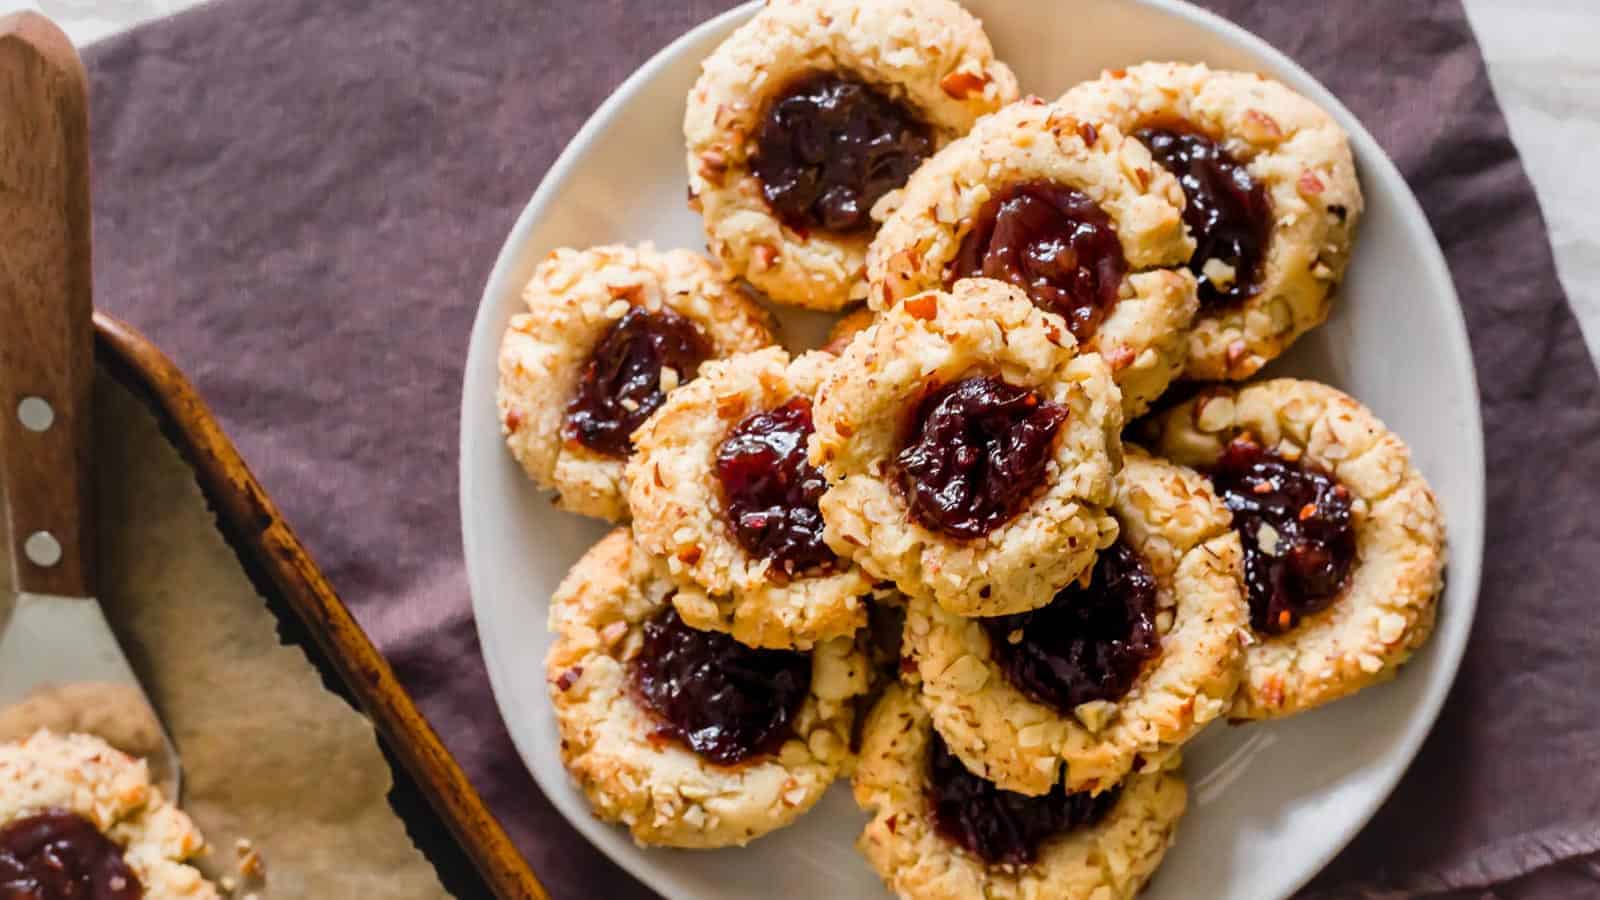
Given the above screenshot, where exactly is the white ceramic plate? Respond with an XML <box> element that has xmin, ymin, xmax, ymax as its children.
<box><xmin>461</xmin><ymin>2</ymin><xmax>1485</xmax><ymax>897</ymax></box>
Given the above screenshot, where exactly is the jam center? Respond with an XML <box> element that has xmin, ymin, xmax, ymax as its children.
<box><xmin>895</xmin><ymin>375</ymin><xmax>1068</xmax><ymax>539</ymax></box>
<box><xmin>981</xmin><ymin>539</ymin><xmax>1160</xmax><ymax>711</ymax></box>
<box><xmin>951</xmin><ymin>181</ymin><xmax>1128</xmax><ymax>342</ymax></box>
<box><xmin>1207</xmin><ymin>435</ymin><xmax>1356</xmax><ymax>634</ymax></box>
<box><xmin>926</xmin><ymin>731</ymin><xmax>1118</xmax><ymax>866</ymax></box>
<box><xmin>628</xmin><ymin>607</ymin><xmax>811</xmax><ymax>765</ymax></box>
<box><xmin>563</xmin><ymin>305</ymin><xmax>711</xmax><ymax>458</ymax></box>
<box><xmin>751</xmin><ymin>71</ymin><xmax>934</xmax><ymax>234</ymax></box>
<box><xmin>1134</xmin><ymin>123</ymin><xmax>1272</xmax><ymax>309</ymax></box>
<box><xmin>0</xmin><ymin>810</ymin><xmax>143</xmax><ymax>900</ymax></box>
<box><xmin>715</xmin><ymin>397</ymin><xmax>837</xmax><ymax>577</ymax></box>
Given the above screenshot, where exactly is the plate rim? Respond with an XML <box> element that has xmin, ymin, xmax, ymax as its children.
<box><xmin>460</xmin><ymin>2</ymin><xmax>1486</xmax><ymax>897</ymax></box>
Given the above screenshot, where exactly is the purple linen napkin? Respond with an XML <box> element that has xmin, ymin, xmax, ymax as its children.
<box><xmin>82</xmin><ymin>0</ymin><xmax>1600</xmax><ymax>896</ymax></box>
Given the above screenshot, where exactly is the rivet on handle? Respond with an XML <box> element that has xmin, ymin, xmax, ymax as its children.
<box><xmin>24</xmin><ymin>531</ymin><xmax>62</xmax><ymax>568</ymax></box>
<box><xmin>17</xmin><ymin>396</ymin><xmax>55</xmax><ymax>432</ymax></box>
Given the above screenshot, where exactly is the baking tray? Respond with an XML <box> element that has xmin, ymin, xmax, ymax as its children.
<box><xmin>93</xmin><ymin>311</ymin><xmax>549</xmax><ymax>900</ymax></box>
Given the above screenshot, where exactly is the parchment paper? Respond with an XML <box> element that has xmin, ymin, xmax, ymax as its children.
<box><xmin>1</xmin><ymin>373</ymin><xmax>451</xmax><ymax>899</ymax></box>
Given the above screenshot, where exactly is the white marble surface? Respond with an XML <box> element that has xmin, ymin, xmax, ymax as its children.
<box><xmin>11</xmin><ymin>0</ymin><xmax>196</xmax><ymax>45</ymax></box>
<box><xmin>6</xmin><ymin>0</ymin><xmax>1600</xmax><ymax>359</ymax></box>
<box><xmin>1461</xmin><ymin>0</ymin><xmax>1600</xmax><ymax>355</ymax></box>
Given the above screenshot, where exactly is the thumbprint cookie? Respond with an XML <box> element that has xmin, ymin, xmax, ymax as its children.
<box><xmin>686</xmin><ymin>0</ymin><xmax>1018</xmax><ymax>310</ymax></box>
<box><xmin>810</xmin><ymin>278</ymin><xmax>1124</xmax><ymax>618</ymax></box>
<box><xmin>1057</xmin><ymin>62</ymin><xmax>1363</xmax><ymax>380</ymax></box>
<box><xmin>498</xmin><ymin>243</ymin><xmax>774</xmax><ymax>521</ymax></box>
<box><xmin>627</xmin><ymin>347</ymin><xmax>874</xmax><ymax>649</ymax></box>
<box><xmin>903</xmin><ymin>446</ymin><xmax>1248</xmax><ymax>796</ymax></box>
<box><xmin>865</xmin><ymin>97</ymin><xmax>1200</xmax><ymax>418</ymax></box>
<box><xmin>853</xmin><ymin>685</ymin><xmax>1186</xmax><ymax>900</ymax></box>
<box><xmin>546</xmin><ymin>529</ymin><xmax>869</xmax><ymax>847</ymax></box>
<box><xmin>1143</xmin><ymin>379</ymin><xmax>1443</xmax><ymax>719</ymax></box>
<box><xmin>1</xmin><ymin>730</ymin><xmax>217</xmax><ymax>899</ymax></box>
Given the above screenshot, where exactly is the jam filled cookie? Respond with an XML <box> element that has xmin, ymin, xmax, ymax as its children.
<box><xmin>904</xmin><ymin>446</ymin><xmax>1247</xmax><ymax>795</ymax></box>
<box><xmin>1057</xmin><ymin>62</ymin><xmax>1363</xmax><ymax>380</ymax></box>
<box><xmin>546</xmin><ymin>529</ymin><xmax>869</xmax><ymax>847</ymax></box>
<box><xmin>498</xmin><ymin>244</ymin><xmax>775</xmax><ymax>521</ymax></box>
<box><xmin>685</xmin><ymin>0</ymin><xmax>1018</xmax><ymax>310</ymax></box>
<box><xmin>1143</xmin><ymin>379</ymin><xmax>1444</xmax><ymax>719</ymax></box>
<box><xmin>811</xmin><ymin>278</ymin><xmax>1123</xmax><ymax>617</ymax></box>
<box><xmin>853</xmin><ymin>685</ymin><xmax>1186</xmax><ymax>900</ymax></box>
<box><xmin>627</xmin><ymin>347</ymin><xmax>874</xmax><ymax>649</ymax></box>
<box><xmin>865</xmin><ymin>98</ymin><xmax>1199</xmax><ymax>418</ymax></box>
<box><xmin>1</xmin><ymin>730</ymin><xmax>218</xmax><ymax>899</ymax></box>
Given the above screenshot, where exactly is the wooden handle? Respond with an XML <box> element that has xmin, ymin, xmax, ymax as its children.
<box><xmin>0</xmin><ymin>12</ymin><xmax>94</xmax><ymax>598</ymax></box>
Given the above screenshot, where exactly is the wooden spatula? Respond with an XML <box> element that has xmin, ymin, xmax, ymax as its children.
<box><xmin>0</xmin><ymin>10</ymin><xmax>181</xmax><ymax>797</ymax></box>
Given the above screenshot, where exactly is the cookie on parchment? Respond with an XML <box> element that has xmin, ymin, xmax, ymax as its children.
<box><xmin>865</xmin><ymin>97</ymin><xmax>1199</xmax><ymax>418</ymax></box>
<box><xmin>627</xmin><ymin>347</ymin><xmax>874</xmax><ymax>649</ymax></box>
<box><xmin>853</xmin><ymin>684</ymin><xmax>1186</xmax><ymax>900</ymax></box>
<box><xmin>810</xmin><ymin>278</ymin><xmax>1123</xmax><ymax>618</ymax></box>
<box><xmin>686</xmin><ymin>0</ymin><xmax>1018</xmax><ymax>310</ymax></box>
<box><xmin>0</xmin><ymin>730</ymin><xmax>218</xmax><ymax>899</ymax></box>
<box><xmin>1142</xmin><ymin>378</ymin><xmax>1443</xmax><ymax>720</ymax></box>
<box><xmin>904</xmin><ymin>446</ymin><xmax>1248</xmax><ymax>796</ymax></box>
<box><xmin>497</xmin><ymin>243</ymin><xmax>774</xmax><ymax>521</ymax></box>
<box><xmin>1057</xmin><ymin>62</ymin><xmax>1363</xmax><ymax>380</ymax></box>
<box><xmin>546</xmin><ymin>529</ymin><xmax>869</xmax><ymax>848</ymax></box>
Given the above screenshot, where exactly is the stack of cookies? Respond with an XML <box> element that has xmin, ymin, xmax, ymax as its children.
<box><xmin>495</xmin><ymin>1</ymin><xmax>1446</xmax><ymax>896</ymax></box>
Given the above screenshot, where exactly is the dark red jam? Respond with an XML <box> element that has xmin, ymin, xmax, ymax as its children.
<box><xmin>1134</xmin><ymin>123</ymin><xmax>1272</xmax><ymax>309</ymax></box>
<box><xmin>981</xmin><ymin>539</ymin><xmax>1160</xmax><ymax>711</ymax></box>
<box><xmin>926</xmin><ymin>732</ymin><xmax>1119</xmax><ymax>866</ymax></box>
<box><xmin>0</xmin><ymin>810</ymin><xmax>142</xmax><ymax>900</ymax></box>
<box><xmin>751</xmin><ymin>71</ymin><xmax>934</xmax><ymax>234</ymax></box>
<box><xmin>629</xmin><ymin>607</ymin><xmax>811</xmax><ymax>765</ymax></box>
<box><xmin>895</xmin><ymin>376</ymin><xmax>1068</xmax><ymax>539</ymax></box>
<box><xmin>562</xmin><ymin>305</ymin><xmax>711</xmax><ymax>458</ymax></box>
<box><xmin>1207</xmin><ymin>435</ymin><xmax>1356</xmax><ymax>634</ymax></box>
<box><xmin>951</xmin><ymin>181</ymin><xmax>1128</xmax><ymax>342</ymax></box>
<box><xmin>715</xmin><ymin>397</ymin><xmax>837</xmax><ymax>577</ymax></box>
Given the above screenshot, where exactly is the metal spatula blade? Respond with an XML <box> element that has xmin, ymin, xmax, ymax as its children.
<box><xmin>0</xmin><ymin>595</ymin><xmax>180</xmax><ymax>794</ymax></box>
<box><xmin>0</xmin><ymin>10</ymin><xmax>181</xmax><ymax>798</ymax></box>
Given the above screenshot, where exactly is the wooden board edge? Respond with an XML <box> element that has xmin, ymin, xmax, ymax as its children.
<box><xmin>92</xmin><ymin>311</ymin><xmax>549</xmax><ymax>900</ymax></box>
